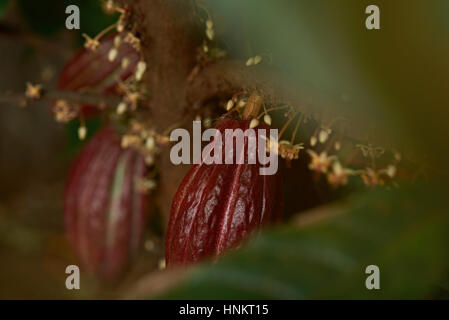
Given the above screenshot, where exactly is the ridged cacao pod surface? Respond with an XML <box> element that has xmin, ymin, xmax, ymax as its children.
<box><xmin>57</xmin><ymin>33</ymin><xmax>139</xmax><ymax>116</ymax></box>
<box><xmin>165</xmin><ymin>118</ymin><xmax>283</xmax><ymax>266</ymax></box>
<box><xmin>64</xmin><ymin>127</ymin><xmax>147</xmax><ymax>281</ymax></box>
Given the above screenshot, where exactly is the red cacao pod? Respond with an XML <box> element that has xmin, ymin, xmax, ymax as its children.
<box><xmin>64</xmin><ymin>127</ymin><xmax>147</xmax><ymax>281</ymax></box>
<box><xmin>57</xmin><ymin>33</ymin><xmax>139</xmax><ymax>116</ymax></box>
<box><xmin>165</xmin><ymin>118</ymin><xmax>283</xmax><ymax>266</ymax></box>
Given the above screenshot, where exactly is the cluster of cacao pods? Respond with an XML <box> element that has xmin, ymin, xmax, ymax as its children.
<box><xmin>61</xmin><ymin>35</ymin><xmax>283</xmax><ymax>281</ymax></box>
<box><xmin>63</xmin><ymin>122</ymin><xmax>282</xmax><ymax>280</ymax></box>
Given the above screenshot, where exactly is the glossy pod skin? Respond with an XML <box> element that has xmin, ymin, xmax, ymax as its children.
<box><xmin>165</xmin><ymin>118</ymin><xmax>283</xmax><ymax>266</ymax></box>
<box><xmin>57</xmin><ymin>33</ymin><xmax>139</xmax><ymax>116</ymax></box>
<box><xmin>64</xmin><ymin>127</ymin><xmax>147</xmax><ymax>282</ymax></box>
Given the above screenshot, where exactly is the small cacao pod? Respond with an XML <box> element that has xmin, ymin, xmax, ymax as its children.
<box><xmin>165</xmin><ymin>118</ymin><xmax>283</xmax><ymax>266</ymax></box>
<box><xmin>57</xmin><ymin>33</ymin><xmax>139</xmax><ymax>116</ymax></box>
<box><xmin>64</xmin><ymin>127</ymin><xmax>148</xmax><ymax>281</ymax></box>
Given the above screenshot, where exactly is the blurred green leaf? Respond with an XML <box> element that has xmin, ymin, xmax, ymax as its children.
<box><xmin>18</xmin><ymin>0</ymin><xmax>118</xmax><ymax>41</ymax></box>
<box><xmin>0</xmin><ymin>216</ymin><xmax>42</xmax><ymax>255</ymax></box>
<box><xmin>159</xmin><ymin>184</ymin><xmax>449</xmax><ymax>299</ymax></box>
<box><xmin>207</xmin><ymin>0</ymin><xmax>449</xmax><ymax>167</ymax></box>
<box><xmin>0</xmin><ymin>0</ymin><xmax>9</xmax><ymax>18</ymax></box>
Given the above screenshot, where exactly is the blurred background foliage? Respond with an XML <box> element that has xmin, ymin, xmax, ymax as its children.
<box><xmin>0</xmin><ymin>1</ymin><xmax>8</xmax><ymax>17</ymax></box>
<box><xmin>207</xmin><ymin>0</ymin><xmax>449</xmax><ymax>170</ymax></box>
<box><xmin>158</xmin><ymin>185</ymin><xmax>449</xmax><ymax>299</ymax></box>
<box><xmin>0</xmin><ymin>0</ymin><xmax>448</xmax><ymax>299</ymax></box>
<box><xmin>165</xmin><ymin>0</ymin><xmax>449</xmax><ymax>299</ymax></box>
<box><xmin>17</xmin><ymin>0</ymin><xmax>117</xmax><ymax>42</ymax></box>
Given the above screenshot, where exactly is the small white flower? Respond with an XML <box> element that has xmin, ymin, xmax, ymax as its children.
<box><xmin>113</xmin><ymin>35</ymin><xmax>121</xmax><ymax>48</ymax></box>
<box><xmin>206</xmin><ymin>28</ymin><xmax>214</xmax><ymax>40</ymax></box>
<box><xmin>144</xmin><ymin>240</ymin><xmax>155</xmax><ymax>251</ymax></box>
<box><xmin>263</xmin><ymin>114</ymin><xmax>272</xmax><ymax>125</ymax></box>
<box><xmin>334</xmin><ymin>141</ymin><xmax>341</xmax><ymax>151</ymax></box>
<box><xmin>117</xmin><ymin>102</ymin><xmax>127</xmax><ymax>115</ymax></box>
<box><xmin>104</xmin><ymin>0</ymin><xmax>115</xmax><ymax>13</ymax></box>
<box><xmin>137</xmin><ymin>178</ymin><xmax>157</xmax><ymax>193</ymax></box>
<box><xmin>117</xmin><ymin>21</ymin><xmax>125</xmax><ymax>33</ymax></box>
<box><xmin>249</xmin><ymin>118</ymin><xmax>260</xmax><ymax>129</ymax></box>
<box><xmin>203</xmin><ymin>118</ymin><xmax>212</xmax><ymax>128</ymax></box>
<box><xmin>78</xmin><ymin>126</ymin><xmax>87</xmax><ymax>141</ymax></box>
<box><xmin>145</xmin><ymin>154</ymin><xmax>155</xmax><ymax>166</ymax></box>
<box><xmin>206</xmin><ymin>19</ymin><xmax>213</xmax><ymax>30</ymax></box>
<box><xmin>158</xmin><ymin>259</ymin><xmax>166</xmax><ymax>270</ymax></box>
<box><xmin>226</xmin><ymin>99</ymin><xmax>234</xmax><ymax>111</ymax></box>
<box><xmin>327</xmin><ymin>161</ymin><xmax>353</xmax><ymax>187</ymax></box>
<box><xmin>121</xmin><ymin>57</ymin><xmax>130</xmax><ymax>69</ymax></box>
<box><xmin>361</xmin><ymin>168</ymin><xmax>384</xmax><ymax>186</ymax></box>
<box><xmin>145</xmin><ymin>136</ymin><xmax>156</xmax><ymax>151</ymax></box>
<box><xmin>82</xmin><ymin>34</ymin><xmax>100</xmax><ymax>51</ymax></box>
<box><xmin>385</xmin><ymin>165</ymin><xmax>397</xmax><ymax>178</ymax></box>
<box><xmin>319</xmin><ymin>129</ymin><xmax>329</xmax><ymax>143</ymax></box>
<box><xmin>25</xmin><ymin>83</ymin><xmax>43</xmax><ymax>100</ymax></box>
<box><xmin>279</xmin><ymin>140</ymin><xmax>304</xmax><ymax>160</ymax></box>
<box><xmin>108</xmin><ymin>48</ymin><xmax>118</xmax><ymax>62</ymax></box>
<box><xmin>307</xmin><ymin>150</ymin><xmax>335</xmax><ymax>173</ymax></box>
<box><xmin>135</xmin><ymin>61</ymin><xmax>147</xmax><ymax>81</ymax></box>
<box><xmin>246</xmin><ymin>57</ymin><xmax>255</xmax><ymax>67</ymax></box>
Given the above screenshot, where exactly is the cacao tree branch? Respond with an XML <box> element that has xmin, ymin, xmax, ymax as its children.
<box><xmin>0</xmin><ymin>89</ymin><xmax>122</xmax><ymax>109</ymax></box>
<box><xmin>186</xmin><ymin>60</ymin><xmax>348</xmax><ymax>118</ymax></box>
<box><xmin>185</xmin><ymin>60</ymin><xmax>382</xmax><ymax>146</ymax></box>
<box><xmin>117</xmin><ymin>0</ymin><xmax>405</xmax><ymax>224</ymax></box>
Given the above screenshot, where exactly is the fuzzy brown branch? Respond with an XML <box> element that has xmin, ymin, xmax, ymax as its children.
<box><xmin>120</xmin><ymin>0</ymin><xmax>201</xmax><ymax>223</ymax></box>
<box><xmin>185</xmin><ymin>60</ymin><xmax>381</xmax><ymax>146</ymax></box>
<box><xmin>121</xmin><ymin>0</ymin><xmax>354</xmax><ymax>223</ymax></box>
<box><xmin>119</xmin><ymin>0</ymin><xmax>395</xmax><ymax>224</ymax></box>
<box><xmin>186</xmin><ymin>60</ymin><xmax>348</xmax><ymax>118</ymax></box>
<box><xmin>0</xmin><ymin>89</ymin><xmax>122</xmax><ymax>109</ymax></box>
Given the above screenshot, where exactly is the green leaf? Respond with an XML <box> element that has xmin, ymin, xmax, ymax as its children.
<box><xmin>0</xmin><ymin>0</ymin><xmax>9</xmax><ymax>18</ymax></box>
<box><xmin>158</xmin><ymin>184</ymin><xmax>449</xmax><ymax>299</ymax></box>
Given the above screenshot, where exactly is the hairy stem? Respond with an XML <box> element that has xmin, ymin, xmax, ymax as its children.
<box><xmin>0</xmin><ymin>90</ymin><xmax>121</xmax><ymax>109</ymax></box>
